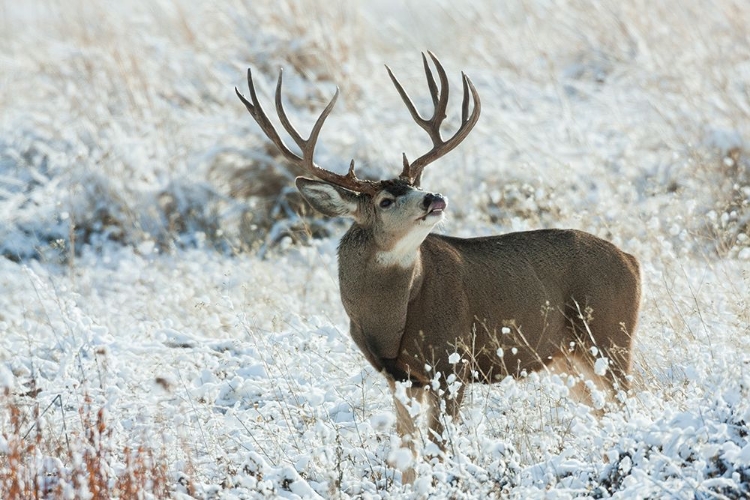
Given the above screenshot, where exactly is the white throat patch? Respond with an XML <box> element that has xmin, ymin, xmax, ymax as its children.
<box><xmin>375</xmin><ymin>224</ymin><xmax>434</xmax><ymax>268</ymax></box>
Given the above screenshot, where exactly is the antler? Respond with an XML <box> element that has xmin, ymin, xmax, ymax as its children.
<box><xmin>386</xmin><ymin>51</ymin><xmax>481</xmax><ymax>186</ymax></box>
<box><xmin>235</xmin><ymin>68</ymin><xmax>380</xmax><ymax>196</ymax></box>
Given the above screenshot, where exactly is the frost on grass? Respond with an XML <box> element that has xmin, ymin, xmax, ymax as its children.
<box><xmin>9</xmin><ymin>249</ymin><xmax>747</xmax><ymax>497</ymax></box>
<box><xmin>2</xmin><ymin>0</ymin><xmax>750</xmax><ymax>498</ymax></box>
<box><xmin>594</xmin><ymin>356</ymin><xmax>609</xmax><ymax>377</ymax></box>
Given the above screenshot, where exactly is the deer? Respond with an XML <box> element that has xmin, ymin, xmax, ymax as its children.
<box><xmin>236</xmin><ymin>52</ymin><xmax>641</xmax><ymax>482</ymax></box>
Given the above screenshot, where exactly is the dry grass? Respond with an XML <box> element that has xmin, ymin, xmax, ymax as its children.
<box><xmin>0</xmin><ymin>389</ymin><xmax>170</xmax><ymax>499</ymax></box>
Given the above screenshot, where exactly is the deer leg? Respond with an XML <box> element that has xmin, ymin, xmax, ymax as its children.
<box><xmin>566</xmin><ymin>302</ymin><xmax>634</xmax><ymax>404</ymax></box>
<box><xmin>600</xmin><ymin>340</ymin><xmax>634</xmax><ymax>393</ymax></box>
<box><xmin>585</xmin><ymin>320</ymin><xmax>635</xmax><ymax>395</ymax></box>
<box><xmin>565</xmin><ymin>341</ymin><xmax>633</xmax><ymax>412</ymax></box>
<box><xmin>425</xmin><ymin>380</ymin><xmax>465</xmax><ymax>453</ymax></box>
<box><xmin>388</xmin><ymin>379</ymin><xmax>423</xmax><ymax>483</ymax></box>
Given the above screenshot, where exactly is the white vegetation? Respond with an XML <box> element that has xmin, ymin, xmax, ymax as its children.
<box><xmin>2</xmin><ymin>0</ymin><xmax>750</xmax><ymax>498</ymax></box>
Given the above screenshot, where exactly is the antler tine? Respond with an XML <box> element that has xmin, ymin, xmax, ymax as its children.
<box><xmin>399</xmin><ymin>152</ymin><xmax>410</xmax><ymax>180</ymax></box>
<box><xmin>425</xmin><ymin>51</ymin><xmax>450</xmax><ymax>143</ymax></box>
<box><xmin>274</xmin><ymin>69</ymin><xmax>307</xmax><ymax>151</ymax></box>
<box><xmin>386</xmin><ymin>66</ymin><xmax>423</xmax><ymax>129</ymax></box>
<box><xmin>422</xmin><ymin>52</ymin><xmax>439</xmax><ymax>110</ymax></box>
<box><xmin>389</xmin><ymin>53</ymin><xmax>481</xmax><ymax>186</ymax></box>
<box><xmin>237</xmin><ymin>66</ymin><xmax>379</xmax><ymax>196</ymax></box>
<box><xmin>461</xmin><ymin>72</ymin><xmax>470</xmax><ymax>123</ymax></box>
<box><xmin>235</xmin><ymin>68</ymin><xmax>301</xmax><ymax>165</ymax></box>
<box><xmin>273</xmin><ymin>69</ymin><xmax>340</xmax><ymax>176</ymax></box>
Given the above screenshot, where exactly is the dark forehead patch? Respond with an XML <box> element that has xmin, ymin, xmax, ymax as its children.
<box><xmin>381</xmin><ymin>179</ymin><xmax>415</xmax><ymax>197</ymax></box>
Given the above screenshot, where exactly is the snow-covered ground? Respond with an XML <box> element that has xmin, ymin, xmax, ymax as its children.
<box><xmin>2</xmin><ymin>0</ymin><xmax>750</xmax><ymax>498</ymax></box>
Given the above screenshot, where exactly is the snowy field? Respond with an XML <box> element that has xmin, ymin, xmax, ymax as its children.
<box><xmin>2</xmin><ymin>0</ymin><xmax>750</xmax><ymax>498</ymax></box>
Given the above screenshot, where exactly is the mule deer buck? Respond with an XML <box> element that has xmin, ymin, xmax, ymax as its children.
<box><xmin>237</xmin><ymin>52</ymin><xmax>641</xmax><ymax>478</ymax></box>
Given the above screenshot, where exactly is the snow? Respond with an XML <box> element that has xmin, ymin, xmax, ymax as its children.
<box><xmin>388</xmin><ymin>448</ymin><xmax>414</xmax><ymax>472</ymax></box>
<box><xmin>2</xmin><ymin>0</ymin><xmax>750</xmax><ymax>498</ymax></box>
<box><xmin>594</xmin><ymin>357</ymin><xmax>609</xmax><ymax>377</ymax></box>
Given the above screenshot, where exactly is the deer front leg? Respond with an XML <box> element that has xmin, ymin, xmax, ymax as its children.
<box><xmin>388</xmin><ymin>379</ymin><xmax>424</xmax><ymax>484</ymax></box>
<box><xmin>425</xmin><ymin>379</ymin><xmax>466</xmax><ymax>453</ymax></box>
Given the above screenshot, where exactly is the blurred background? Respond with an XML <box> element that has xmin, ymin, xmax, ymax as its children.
<box><xmin>1</xmin><ymin>0</ymin><xmax>749</xmax><ymax>264</ymax></box>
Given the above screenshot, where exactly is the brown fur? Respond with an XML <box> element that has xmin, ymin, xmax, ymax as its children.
<box><xmin>338</xmin><ymin>224</ymin><xmax>641</xmax><ymax>448</ymax></box>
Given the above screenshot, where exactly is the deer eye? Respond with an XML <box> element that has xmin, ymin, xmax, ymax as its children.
<box><xmin>379</xmin><ymin>198</ymin><xmax>394</xmax><ymax>209</ymax></box>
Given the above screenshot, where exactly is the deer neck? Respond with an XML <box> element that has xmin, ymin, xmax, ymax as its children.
<box><xmin>337</xmin><ymin>225</ymin><xmax>425</xmax><ymax>360</ymax></box>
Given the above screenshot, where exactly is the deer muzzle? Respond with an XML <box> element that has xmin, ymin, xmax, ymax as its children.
<box><xmin>420</xmin><ymin>193</ymin><xmax>447</xmax><ymax>220</ymax></box>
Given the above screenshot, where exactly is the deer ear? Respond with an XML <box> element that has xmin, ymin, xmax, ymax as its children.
<box><xmin>296</xmin><ymin>177</ymin><xmax>360</xmax><ymax>218</ymax></box>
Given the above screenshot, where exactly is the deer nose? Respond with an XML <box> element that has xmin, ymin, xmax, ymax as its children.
<box><xmin>423</xmin><ymin>193</ymin><xmax>446</xmax><ymax>210</ymax></box>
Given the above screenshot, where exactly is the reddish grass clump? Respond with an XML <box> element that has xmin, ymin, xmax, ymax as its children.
<box><xmin>0</xmin><ymin>389</ymin><xmax>170</xmax><ymax>499</ymax></box>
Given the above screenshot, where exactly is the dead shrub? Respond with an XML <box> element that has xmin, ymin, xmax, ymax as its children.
<box><xmin>0</xmin><ymin>389</ymin><xmax>171</xmax><ymax>499</ymax></box>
